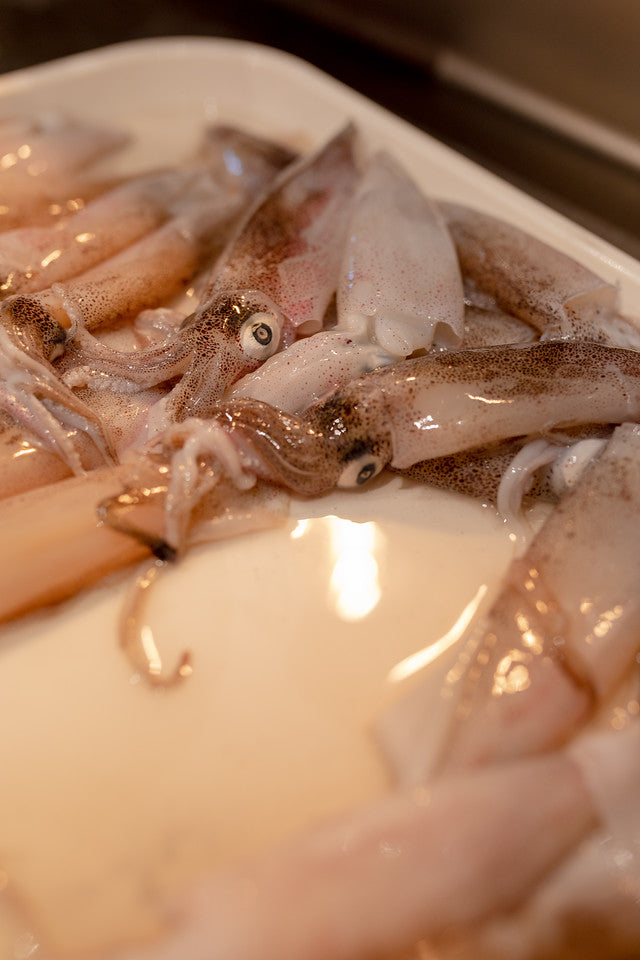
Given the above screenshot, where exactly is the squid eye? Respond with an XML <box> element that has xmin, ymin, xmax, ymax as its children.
<box><xmin>337</xmin><ymin>452</ymin><xmax>385</xmax><ymax>489</ymax></box>
<box><xmin>239</xmin><ymin>311</ymin><xmax>281</xmax><ymax>361</ymax></box>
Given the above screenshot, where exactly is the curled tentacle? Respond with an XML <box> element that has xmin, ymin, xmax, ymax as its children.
<box><xmin>120</xmin><ymin>558</ymin><xmax>194</xmax><ymax>686</ymax></box>
<box><xmin>113</xmin><ymin>473</ymin><xmax>291</xmax><ymax>685</ymax></box>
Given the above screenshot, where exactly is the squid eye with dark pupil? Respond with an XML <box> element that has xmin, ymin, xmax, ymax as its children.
<box><xmin>337</xmin><ymin>451</ymin><xmax>384</xmax><ymax>489</ymax></box>
<box><xmin>253</xmin><ymin>322</ymin><xmax>272</xmax><ymax>346</ymax></box>
<box><xmin>239</xmin><ymin>310</ymin><xmax>280</xmax><ymax>360</ymax></box>
<box><xmin>356</xmin><ymin>462</ymin><xmax>377</xmax><ymax>485</ymax></box>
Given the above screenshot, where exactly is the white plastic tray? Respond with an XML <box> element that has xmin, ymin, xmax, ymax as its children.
<box><xmin>0</xmin><ymin>38</ymin><xmax>639</xmax><ymax>959</ymax></box>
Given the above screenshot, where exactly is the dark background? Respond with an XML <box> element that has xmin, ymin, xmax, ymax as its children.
<box><xmin>1</xmin><ymin>0</ymin><xmax>638</xmax><ymax>260</ymax></box>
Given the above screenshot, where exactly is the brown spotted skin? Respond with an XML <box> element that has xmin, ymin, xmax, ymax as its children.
<box><xmin>167</xmin><ymin>292</ymin><xmax>284</xmax><ymax>421</ymax></box>
<box><xmin>205</xmin><ymin>124</ymin><xmax>360</xmax><ymax>333</ymax></box>
<box><xmin>217</xmin><ymin>341</ymin><xmax>640</xmax><ymax>495</ymax></box>
<box><xmin>440</xmin><ymin>202</ymin><xmax>620</xmax><ymax>340</ymax></box>
<box><xmin>398</xmin><ymin>424</ymin><xmax>612</xmax><ymax>502</ymax></box>
<box><xmin>1</xmin><ymin>295</ymin><xmax>67</xmax><ymax>362</ymax></box>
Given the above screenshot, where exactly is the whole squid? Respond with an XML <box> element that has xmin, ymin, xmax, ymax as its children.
<box><xmin>212</xmin><ymin>340</ymin><xmax>640</xmax><ymax>496</ymax></box>
<box><xmin>379</xmin><ymin>421</ymin><xmax>640</xmax><ymax>782</ymax></box>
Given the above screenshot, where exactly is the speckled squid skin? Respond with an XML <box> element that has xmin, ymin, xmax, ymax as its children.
<box><xmin>223</xmin><ymin>340</ymin><xmax>640</xmax><ymax>494</ymax></box>
<box><xmin>203</xmin><ymin>123</ymin><xmax>360</xmax><ymax>335</ymax></box>
<box><xmin>440</xmin><ymin>202</ymin><xmax>623</xmax><ymax>341</ymax></box>
<box><xmin>166</xmin><ymin>124</ymin><xmax>361</xmax><ymax>420</ymax></box>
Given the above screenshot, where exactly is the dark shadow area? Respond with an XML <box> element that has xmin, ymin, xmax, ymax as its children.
<box><xmin>1</xmin><ymin>0</ymin><xmax>638</xmax><ymax>258</ymax></box>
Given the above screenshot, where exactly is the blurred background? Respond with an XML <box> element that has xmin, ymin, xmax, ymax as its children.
<box><xmin>1</xmin><ymin>0</ymin><xmax>638</xmax><ymax>258</ymax></box>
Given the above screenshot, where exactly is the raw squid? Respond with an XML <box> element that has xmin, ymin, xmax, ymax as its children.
<box><xmin>379</xmin><ymin>422</ymin><xmax>640</xmax><ymax>781</ymax></box>
<box><xmin>159</xmin><ymin>122</ymin><xmax>360</xmax><ymax>423</ymax></box>
<box><xmin>336</xmin><ymin>151</ymin><xmax>464</xmax><ymax>354</ymax></box>
<box><xmin>441</xmin><ymin>201</ymin><xmax>640</xmax><ymax>347</ymax></box>
<box><xmin>0</xmin><ymin>115</ymin><xmax>130</xmax><ymax>229</ymax></box>
<box><xmin>0</xmin><ymin>126</ymin><xmax>299</xmax><ymax>473</ymax></box>
<box><xmin>212</xmin><ymin>341</ymin><xmax>640</xmax><ymax>496</ymax></box>
<box><xmin>438</xmin><ymin>422</ymin><xmax>640</xmax><ymax>769</ymax></box>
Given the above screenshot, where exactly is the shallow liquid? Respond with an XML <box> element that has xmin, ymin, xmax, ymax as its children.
<box><xmin>0</xmin><ymin>478</ymin><xmax>515</xmax><ymax>958</ymax></box>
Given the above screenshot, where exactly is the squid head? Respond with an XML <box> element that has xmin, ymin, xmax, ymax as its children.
<box><xmin>167</xmin><ymin>289</ymin><xmax>288</xmax><ymax>420</ymax></box>
<box><xmin>217</xmin><ymin>382</ymin><xmax>394</xmax><ymax>495</ymax></box>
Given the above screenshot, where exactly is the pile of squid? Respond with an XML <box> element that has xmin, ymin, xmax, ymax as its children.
<box><xmin>1</xmin><ymin>112</ymin><xmax>639</xmax><ymax>960</ymax></box>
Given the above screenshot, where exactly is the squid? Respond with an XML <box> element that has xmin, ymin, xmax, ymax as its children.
<box><xmin>336</xmin><ymin>151</ymin><xmax>464</xmax><ymax>354</ymax></box>
<box><xmin>436</xmin><ymin>422</ymin><xmax>640</xmax><ymax>771</ymax></box>
<box><xmin>156</xmin><ymin>122</ymin><xmax>360</xmax><ymax>424</ymax></box>
<box><xmin>0</xmin><ymin>114</ymin><xmax>130</xmax><ymax>230</ymax></box>
<box><xmin>379</xmin><ymin>421</ymin><xmax>640</xmax><ymax>780</ymax></box>
<box><xmin>209</xmin><ymin>340</ymin><xmax>640</xmax><ymax>496</ymax></box>
<box><xmin>5</xmin><ymin>338</ymin><xmax>640</xmax><ymax>625</ymax></box>
<box><xmin>441</xmin><ymin>201</ymin><xmax>640</xmax><ymax>348</ymax></box>
<box><xmin>0</xmin><ymin>126</ymin><xmax>299</xmax><ymax>474</ymax></box>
